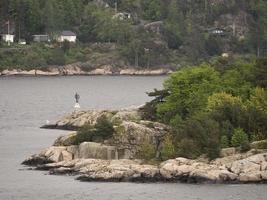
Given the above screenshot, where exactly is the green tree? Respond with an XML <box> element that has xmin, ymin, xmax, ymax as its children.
<box><xmin>163</xmin><ymin>0</ymin><xmax>185</xmax><ymax>49</ymax></box>
<box><xmin>174</xmin><ymin>113</ymin><xmax>221</xmax><ymax>159</ymax></box>
<box><xmin>141</xmin><ymin>0</ymin><xmax>163</xmax><ymax>20</ymax></box>
<box><xmin>252</xmin><ymin>58</ymin><xmax>267</xmax><ymax>88</ymax></box>
<box><xmin>220</xmin><ymin>135</ymin><xmax>229</xmax><ymax>148</ymax></box>
<box><xmin>157</xmin><ymin>65</ymin><xmax>221</xmax><ymax>122</ymax></box>
<box><xmin>231</xmin><ymin>128</ymin><xmax>250</xmax><ymax>151</ymax></box>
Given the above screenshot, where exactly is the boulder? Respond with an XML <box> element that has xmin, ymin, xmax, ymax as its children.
<box><xmin>220</xmin><ymin>147</ymin><xmax>236</xmax><ymax>157</ymax></box>
<box><xmin>113</xmin><ymin>121</ymin><xmax>167</xmax><ymax>159</ymax></box>
<box><xmin>78</xmin><ymin>142</ymin><xmax>117</xmax><ymax>160</ymax></box>
<box><xmin>238</xmin><ymin>172</ymin><xmax>262</xmax><ymax>182</ymax></box>
<box><xmin>230</xmin><ymin>159</ymin><xmax>261</xmax><ymax>174</ymax></box>
<box><xmin>251</xmin><ymin>140</ymin><xmax>267</xmax><ymax>149</ymax></box>
<box><xmin>67</xmin><ymin>145</ymin><xmax>79</xmax><ymax>159</ymax></box>
<box><xmin>160</xmin><ymin>159</ymin><xmax>193</xmax><ymax>179</ymax></box>
<box><xmin>43</xmin><ymin>146</ymin><xmax>67</xmax><ymax>163</ymax></box>
<box><xmin>111</xmin><ymin>109</ymin><xmax>141</xmax><ymax>123</ymax></box>
<box><xmin>61</xmin><ymin>150</ymin><xmax>73</xmax><ymax>161</ymax></box>
<box><xmin>53</xmin><ymin>132</ymin><xmax>78</xmax><ymax>146</ymax></box>
<box><xmin>87</xmin><ymin>66</ymin><xmax>113</xmax><ymax>75</ymax></box>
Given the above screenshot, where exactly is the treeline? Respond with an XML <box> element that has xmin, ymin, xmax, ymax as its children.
<box><xmin>142</xmin><ymin>57</ymin><xmax>267</xmax><ymax>159</ymax></box>
<box><xmin>0</xmin><ymin>0</ymin><xmax>267</xmax><ymax>67</ymax></box>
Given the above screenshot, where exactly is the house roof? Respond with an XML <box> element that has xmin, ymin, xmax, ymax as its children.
<box><xmin>61</xmin><ymin>31</ymin><xmax>76</xmax><ymax>36</ymax></box>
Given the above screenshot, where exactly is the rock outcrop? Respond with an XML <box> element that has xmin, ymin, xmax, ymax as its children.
<box><xmin>23</xmin><ymin>148</ymin><xmax>267</xmax><ymax>183</ymax></box>
<box><xmin>42</xmin><ymin>107</ymin><xmax>169</xmax><ymax>159</ymax></box>
<box><xmin>42</xmin><ymin>109</ymin><xmax>126</xmax><ymax>130</ymax></box>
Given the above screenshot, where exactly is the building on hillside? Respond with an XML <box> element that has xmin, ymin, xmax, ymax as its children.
<box><xmin>57</xmin><ymin>31</ymin><xmax>76</xmax><ymax>43</ymax></box>
<box><xmin>112</xmin><ymin>12</ymin><xmax>131</xmax><ymax>20</ymax></box>
<box><xmin>18</xmin><ymin>39</ymin><xmax>26</xmax><ymax>45</ymax></box>
<box><xmin>1</xmin><ymin>34</ymin><xmax>15</xmax><ymax>43</ymax></box>
<box><xmin>0</xmin><ymin>20</ymin><xmax>15</xmax><ymax>44</ymax></box>
<box><xmin>33</xmin><ymin>34</ymin><xmax>50</xmax><ymax>42</ymax></box>
<box><xmin>207</xmin><ymin>27</ymin><xmax>226</xmax><ymax>36</ymax></box>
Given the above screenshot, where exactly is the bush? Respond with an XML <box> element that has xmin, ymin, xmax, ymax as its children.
<box><xmin>75</xmin><ymin>115</ymin><xmax>114</xmax><ymax>144</ymax></box>
<box><xmin>220</xmin><ymin>135</ymin><xmax>229</xmax><ymax>148</ymax></box>
<box><xmin>94</xmin><ymin>115</ymin><xmax>115</xmax><ymax>141</ymax></box>
<box><xmin>160</xmin><ymin>134</ymin><xmax>176</xmax><ymax>161</ymax></box>
<box><xmin>137</xmin><ymin>139</ymin><xmax>156</xmax><ymax>160</ymax></box>
<box><xmin>75</xmin><ymin>123</ymin><xmax>95</xmax><ymax>145</ymax></box>
<box><xmin>250</xmin><ymin>140</ymin><xmax>267</xmax><ymax>149</ymax></box>
<box><xmin>231</xmin><ymin>128</ymin><xmax>250</xmax><ymax>151</ymax></box>
<box><xmin>177</xmin><ymin>138</ymin><xmax>201</xmax><ymax>159</ymax></box>
<box><xmin>174</xmin><ymin>113</ymin><xmax>221</xmax><ymax>159</ymax></box>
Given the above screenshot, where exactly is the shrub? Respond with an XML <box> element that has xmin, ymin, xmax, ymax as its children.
<box><xmin>220</xmin><ymin>135</ymin><xmax>229</xmax><ymax>148</ymax></box>
<box><xmin>251</xmin><ymin>132</ymin><xmax>265</xmax><ymax>142</ymax></box>
<box><xmin>75</xmin><ymin>123</ymin><xmax>95</xmax><ymax>145</ymax></box>
<box><xmin>94</xmin><ymin>115</ymin><xmax>115</xmax><ymax>141</ymax></box>
<box><xmin>160</xmin><ymin>134</ymin><xmax>176</xmax><ymax>161</ymax></box>
<box><xmin>250</xmin><ymin>140</ymin><xmax>267</xmax><ymax>149</ymax></box>
<box><xmin>177</xmin><ymin>138</ymin><xmax>201</xmax><ymax>159</ymax></box>
<box><xmin>174</xmin><ymin>113</ymin><xmax>221</xmax><ymax>159</ymax></box>
<box><xmin>75</xmin><ymin>115</ymin><xmax>114</xmax><ymax>144</ymax></box>
<box><xmin>231</xmin><ymin>128</ymin><xmax>250</xmax><ymax>151</ymax></box>
<box><xmin>137</xmin><ymin>139</ymin><xmax>156</xmax><ymax>161</ymax></box>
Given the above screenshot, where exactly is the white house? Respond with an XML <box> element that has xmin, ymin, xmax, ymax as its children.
<box><xmin>33</xmin><ymin>34</ymin><xmax>50</xmax><ymax>42</ymax></box>
<box><xmin>58</xmin><ymin>31</ymin><xmax>76</xmax><ymax>43</ymax></box>
<box><xmin>1</xmin><ymin>34</ymin><xmax>15</xmax><ymax>43</ymax></box>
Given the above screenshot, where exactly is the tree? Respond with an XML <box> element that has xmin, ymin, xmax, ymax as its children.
<box><xmin>252</xmin><ymin>58</ymin><xmax>267</xmax><ymax>88</ymax></box>
<box><xmin>162</xmin><ymin>0</ymin><xmax>185</xmax><ymax>49</ymax></box>
<box><xmin>220</xmin><ymin>135</ymin><xmax>229</xmax><ymax>148</ymax></box>
<box><xmin>157</xmin><ymin>65</ymin><xmax>221</xmax><ymax>122</ymax></box>
<box><xmin>174</xmin><ymin>113</ymin><xmax>221</xmax><ymax>159</ymax></box>
<box><xmin>231</xmin><ymin>128</ymin><xmax>250</xmax><ymax>151</ymax></box>
<box><xmin>247</xmin><ymin>0</ymin><xmax>267</xmax><ymax>57</ymax></box>
<box><xmin>42</xmin><ymin>0</ymin><xmax>60</xmax><ymax>33</ymax></box>
<box><xmin>25</xmin><ymin>0</ymin><xmax>42</xmax><ymax>34</ymax></box>
<box><xmin>141</xmin><ymin>0</ymin><xmax>163</xmax><ymax>21</ymax></box>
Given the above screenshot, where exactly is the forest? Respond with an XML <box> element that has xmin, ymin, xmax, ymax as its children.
<box><xmin>0</xmin><ymin>0</ymin><xmax>267</xmax><ymax>69</ymax></box>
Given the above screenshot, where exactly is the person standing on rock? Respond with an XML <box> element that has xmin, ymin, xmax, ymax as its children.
<box><xmin>74</xmin><ymin>92</ymin><xmax>80</xmax><ymax>109</ymax></box>
<box><xmin>75</xmin><ymin>92</ymin><xmax>80</xmax><ymax>103</ymax></box>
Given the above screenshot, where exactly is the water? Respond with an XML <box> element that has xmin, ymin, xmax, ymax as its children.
<box><xmin>0</xmin><ymin>76</ymin><xmax>266</xmax><ymax>200</ymax></box>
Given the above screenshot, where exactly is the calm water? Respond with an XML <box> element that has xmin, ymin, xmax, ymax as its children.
<box><xmin>0</xmin><ymin>76</ymin><xmax>266</xmax><ymax>200</ymax></box>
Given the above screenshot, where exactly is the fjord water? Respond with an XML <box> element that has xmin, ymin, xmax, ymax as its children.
<box><xmin>0</xmin><ymin>76</ymin><xmax>266</xmax><ymax>200</ymax></box>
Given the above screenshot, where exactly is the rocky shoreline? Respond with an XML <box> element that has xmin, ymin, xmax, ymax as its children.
<box><xmin>0</xmin><ymin>64</ymin><xmax>172</xmax><ymax>77</ymax></box>
<box><xmin>22</xmin><ymin>146</ymin><xmax>267</xmax><ymax>184</ymax></box>
<box><xmin>22</xmin><ymin>107</ymin><xmax>267</xmax><ymax>184</ymax></box>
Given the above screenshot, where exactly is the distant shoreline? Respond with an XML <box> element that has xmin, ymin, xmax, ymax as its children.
<box><xmin>0</xmin><ymin>66</ymin><xmax>172</xmax><ymax>77</ymax></box>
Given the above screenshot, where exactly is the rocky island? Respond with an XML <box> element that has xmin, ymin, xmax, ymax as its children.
<box><xmin>22</xmin><ymin>106</ymin><xmax>267</xmax><ymax>184</ymax></box>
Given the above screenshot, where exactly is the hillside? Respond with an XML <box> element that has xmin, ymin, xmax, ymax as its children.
<box><xmin>0</xmin><ymin>0</ymin><xmax>267</xmax><ymax>70</ymax></box>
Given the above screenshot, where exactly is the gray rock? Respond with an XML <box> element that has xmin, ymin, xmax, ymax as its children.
<box><xmin>220</xmin><ymin>147</ymin><xmax>236</xmax><ymax>157</ymax></box>
<box><xmin>53</xmin><ymin>133</ymin><xmax>77</xmax><ymax>146</ymax></box>
<box><xmin>78</xmin><ymin>142</ymin><xmax>117</xmax><ymax>160</ymax></box>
